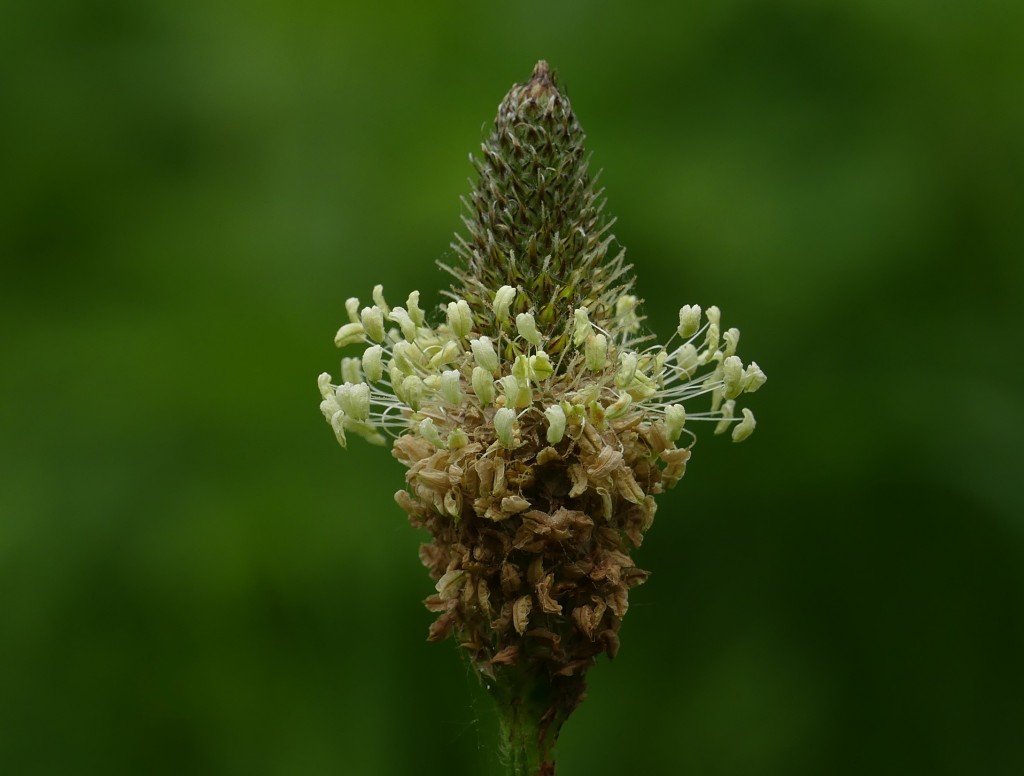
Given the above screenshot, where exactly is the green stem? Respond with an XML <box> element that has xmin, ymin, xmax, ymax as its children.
<box><xmin>487</xmin><ymin>665</ymin><xmax>586</xmax><ymax>776</ymax></box>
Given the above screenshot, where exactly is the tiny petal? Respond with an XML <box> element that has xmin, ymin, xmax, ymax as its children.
<box><xmin>544</xmin><ymin>404</ymin><xmax>566</xmax><ymax>444</ymax></box>
<box><xmin>362</xmin><ymin>345</ymin><xmax>384</xmax><ymax>382</ymax></box>
<box><xmin>494</xmin><ymin>407</ymin><xmax>516</xmax><ymax>448</ymax></box>
<box><xmin>677</xmin><ymin>304</ymin><xmax>701</xmax><ymax>339</ymax></box>
<box><xmin>472</xmin><ymin>366</ymin><xmax>496</xmax><ymax>405</ymax></box>
<box><xmin>471</xmin><ymin>336</ymin><xmax>499</xmax><ymax>373</ymax></box>
<box><xmin>360</xmin><ymin>306</ymin><xmax>386</xmax><ymax>343</ymax></box>
<box><xmin>516</xmin><ymin>312</ymin><xmax>543</xmax><ymax>347</ymax></box>
<box><xmin>334</xmin><ymin>322</ymin><xmax>365</xmax><ymax>348</ymax></box>
<box><xmin>732</xmin><ymin>408</ymin><xmax>756</xmax><ymax>442</ymax></box>
<box><xmin>493</xmin><ymin>285</ymin><xmax>516</xmax><ymax>322</ymax></box>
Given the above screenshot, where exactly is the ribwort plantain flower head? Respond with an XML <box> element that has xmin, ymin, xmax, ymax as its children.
<box><xmin>318</xmin><ymin>62</ymin><xmax>765</xmax><ymax>687</ymax></box>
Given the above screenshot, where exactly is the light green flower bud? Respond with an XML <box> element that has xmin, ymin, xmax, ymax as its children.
<box><xmin>429</xmin><ymin>341</ymin><xmax>460</xmax><ymax>369</ymax></box>
<box><xmin>419</xmin><ymin>418</ymin><xmax>445</xmax><ymax>448</ymax></box>
<box><xmin>742</xmin><ymin>361</ymin><xmax>767</xmax><ymax>393</ymax></box>
<box><xmin>345</xmin><ymin>297</ymin><xmax>361</xmax><ymax>324</ymax></box>
<box><xmin>722</xmin><ymin>355</ymin><xmax>744</xmax><ymax>399</ymax></box>
<box><xmin>675</xmin><ymin>343</ymin><xmax>699</xmax><ymax>377</ymax></box>
<box><xmin>723</xmin><ymin>327</ymin><xmax>740</xmax><ymax>358</ymax></box>
<box><xmin>372</xmin><ymin>284</ymin><xmax>390</xmax><ymax>316</ymax></box>
<box><xmin>440</xmin><ymin>369</ymin><xmax>463</xmax><ymax>405</ymax></box>
<box><xmin>665</xmin><ymin>404</ymin><xmax>686</xmax><ymax>441</ymax></box>
<box><xmin>471</xmin><ymin>336</ymin><xmax>499</xmax><ymax>374</ymax></box>
<box><xmin>317</xmin><ymin>372</ymin><xmax>334</xmax><ymax>401</ymax></box>
<box><xmin>388</xmin><ymin>307</ymin><xmax>417</xmax><ymax>341</ymax></box>
<box><xmin>516</xmin><ymin>312</ymin><xmax>543</xmax><ymax>346</ymax></box>
<box><xmin>336</xmin><ymin>382</ymin><xmax>370</xmax><ymax>420</ymax></box>
<box><xmin>493</xmin><ymin>285</ymin><xmax>516</xmax><ymax>322</ymax></box>
<box><xmin>334</xmin><ymin>322</ymin><xmax>365</xmax><ymax>347</ymax></box>
<box><xmin>615</xmin><ymin>351</ymin><xmax>638</xmax><ymax>388</ymax></box>
<box><xmin>606</xmin><ymin>391</ymin><xmax>633</xmax><ymax>419</ymax></box>
<box><xmin>362</xmin><ymin>345</ymin><xmax>384</xmax><ymax>382</ymax></box>
<box><xmin>406</xmin><ymin>290</ymin><xmax>424</xmax><ymax>326</ymax></box>
<box><xmin>544</xmin><ymin>404</ymin><xmax>566</xmax><ymax>444</ymax></box>
<box><xmin>585</xmin><ymin>333</ymin><xmax>608</xmax><ymax>371</ymax></box>
<box><xmin>714</xmin><ymin>399</ymin><xmax>736</xmax><ymax>435</ymax></box>
<box><xmin>341</xmin><ymin>357</ymin><xmax>362</xmax><ymax>385</ymax></box>
<box><xmin>494</xmin><ymin>407</ymin><xmax>516</xmax><ymax>448</ymax></box>
<box><xmin>573</xmin><ymin>307</ymin><xmax>592</xmax><ymax>346</ymax></box>
<box><xmin>447</xmin><ymin>427</ymin><xmax>469</xmax><ymax>449</ymax></box>
<box><xmin>732</xmin><ymin>408</ymin><xmax>756</xmax><ymax>442</ymax></box>
<box><xmin>529</xmin><ymin>351</ymin><xmax>554</xmax><ymax>381</ymax></box>
<box><xmin>472</xmin><ymin>366</ymin><xmax>495</xmax><ymax>405</ymax></box>
<box><xmin>446</xmin><ymin>300</ymin><xmax>472</xmax><ymax>338</ymax></box>
<box><xmin>360</xmin><ymin>306</ymin><xmax>386</xmax><ymax>343</ymax></box>
<box><xmin>677</xmin><ymin>304</ymin><xmax>701</xmax><ymax>339</ymax></box>
<box><xmin>615</xmin><ymin>295</ymin><xmax>640</xmax><ymax>333</ymax></box>
<box><xmin>399</xmin><ymin>375</ymin><xmax>425</xmax><ymax>411</ymax></box>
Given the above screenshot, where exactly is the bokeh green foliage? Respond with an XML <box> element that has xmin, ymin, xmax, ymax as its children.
<box><xmin>2</xmin><ymin>1</ymin><xmax>1022</xmax><ymax>774</ymax></box>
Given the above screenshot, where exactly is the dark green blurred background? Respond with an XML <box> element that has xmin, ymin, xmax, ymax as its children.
<box><xmin>3</xmin><ymin>1</ymin><xmax>1022</xmax><ymax>774</ymax></box>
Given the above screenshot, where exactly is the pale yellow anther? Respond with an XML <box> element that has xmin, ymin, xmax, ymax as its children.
<box><xmin>732</xmin><ymin>408</ymin><xmax>756</xmax><ymax>442</ymax></box>
<box><xmin>329</xmin><ymin>409</ymin><xmax>347</xmax><ymax>448</ymax></box>
<box><xmin>345</xmin><ymin>297</ymin><xmax>361</xmax><ymax>324</ymax></box>
<box><xmin>706</xmin><ymin>305</ymin><xmax>721</xmax><ymax>328</ymax></box>
<box><xmin>529</xmin><ymin>351</ymin><xmax>554</xmax><ymax>382</ymax></box>
<box><xmin>615</xmin><ymin>295</ymin><xmax>641</xmax><ymax>333</ymax></box>
<box><xmin>317</xmin><ymin>372</ymin><xmax>334</xmax><ymax>401</ymax></box>
<box><xmin>494</xmin><ymin>407</ymin><xmax>516</xmax><ymax>448</ymax></box>
<box><xmin>371</xmin><ymin>284</ymin><xmax>390</xmax><ymax>316</ymax></box>
<box><xmin>674</xmin><ymin>343</ymin><xmax>699</xmax><ymax>377</ymax></box>
<box><xmin>472</xmin><ymin>366</ymin><xmax>495</xmax><ymax>405</ymax></box>
<box><xmin>391</xmin><ymin>341</ymin><xmax>420</xmax><ymax>374</ymax></box>
<box><xmin>722</xmin><ymin>355</ymin><xmax>744</xmax><ymax>399</ymax></box>
<box><xmin>447</xmin><ymin>427</ymin><xmax>469</xmax><ymax>449</ymax></box>
<box><xmin>714</xmin><ymin>399</ymin><xmax>736</xmax><ymax>435</ymax></box>
<box><xmin>399</xmin><ymin>375</ymin><xmax>425</xmax><ymax>411</ymax></box>
<box><xmin>511</xmin><ymin>355</ymin><xmax>530</xmax><ymax>384</ymax></box>
<box><xmin>406</xmin><ymin>290</ymin><xmax>424</xmax><ymax>326</ymax></box>
<box><xmin>360</xmin><ymin>306</ymin><xmax>386</xmax><ymax>343</ymax></box>
<box><xmin>677</xmin><ymin>304</ymin><xmax>701</xmax><ymax>339</ymax></box>
<box><xmin>585</xmin><ymin>333</ymin><xmax>608</xmax><ymax>371</ymax></box>
<box><xmin>336</xmin><ymin>382</ymin><xmax>370</xmax><ymax>420</ymax></box>
<box><xmin>471</xmin><ymin>336</ymin><xmax>499</xmax><ymax>374</ymax></box>
<box><xmin>516</xmin><ymin>312</ymin><xmax>543</xmax><ymax>347</ymax></box>
<box><xmin>702</xmin><ymin>322</ymin><xmax>720</xmax><ymax>362</ymax></box>
<box><xmin>572</xmin><ymin>307</ymin><xmax>592</xmax><ymax>346</ymax></box>
<box><xmin>341</xmin><ymin>357</ymin><xmax>362</xmax><ymax>385</ymax></box>
<box><xmin>615</xmin><ymin>352</ymin><xmax>638</xmax><ymax>388</ymax></box>
<box><xmin>499</xmin><ymin>374</ymin><xmax>531</xmax><ymax>409</ymax></box>
<box><xmin>446</xmin><ymin>300</ymin><xmax>472</xmax><ymax>338</ymax></box>
<box><xmin>742</xmin><ymin>362</ymin><xmax>767</xmax><ymax>393</ymax></box>
<box><xmin>665</xmin><ymin>404</ymin><xmax>686</xmax><ymax>442</ymax></box>
<box><xmin>362</xmin><ymin>345</ymin><xmax>384</xmax><ymax>382</ymax></box>
<box><xmin>418</xmin><ymin>418</ymin><xmax>445</xmax><ymax>448</ymax></box>
<box><xmin>440</xmin><ymin>369</ymin><xmax>463</xmax><ymax>405</ymax></box>
<box><xmin>388</xmin><ymin>307</ymin><xmax>417</xmax><ymax>341</ymax></box>
<box><xmin>334</xmin><ymin>322</ymin><xmax>365</xmax><ymax>348</ymax></box>
<box><xmin>723</xmin><ymin>327</ymin><xmax>740</xmax><ymax>358</ymax></box>
<box><xmin>493</xmin><ymin>285</ymin><xmax>516</xmax><ymax>322</ymax></box>
<box><xmin>429</xmin><ymin>341</ymin><xmax>460</xmax><ymax>369</ymax></box>
<box><xmin>544</xmin><ymin>404</ymin><xmax>566</xmax><ymax>444</ymax></box>
<box><xmin>606</xmin><ymin>391</ymin><xmax>634</xmax><ymax>419</ymax></box>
